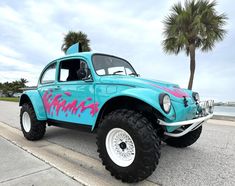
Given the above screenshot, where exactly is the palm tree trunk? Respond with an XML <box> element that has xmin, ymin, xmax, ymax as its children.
<box><xmin>188</xmin><ymin>44</ymin><xmax>196</xmax><ymax>90</ymax></box>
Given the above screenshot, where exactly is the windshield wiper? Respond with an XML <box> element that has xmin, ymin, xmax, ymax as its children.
<box><xmin>113</xmin><ymin>70</ymin><xmax>123</xmax><ymax>75</ymax></box>
<box><xmin>129</xmin><ymin>72</ymin><xmax>139</xmax><ymax>76</ymax></box>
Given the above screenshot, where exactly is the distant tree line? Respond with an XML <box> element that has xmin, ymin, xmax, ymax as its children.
<box><xmin>0</xmin><ymin>78</ymin><xmax>28</xmax><ymax>97</ymax></box>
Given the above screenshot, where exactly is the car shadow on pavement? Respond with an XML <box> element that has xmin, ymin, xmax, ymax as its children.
<box><xmin>42</xmin><ymin>127</ymin><xmax>235</xmax><ymax>186</ymax></box>
<box><xmin>44</xmin><ymin>127</ymin><xmax>99</xmax><ymax>159</ymax></box>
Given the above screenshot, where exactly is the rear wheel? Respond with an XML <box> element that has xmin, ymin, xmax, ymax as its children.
<box><xmin>164</xmin><ymin>126</ymin><xmax>202</xmax><ymax>148</ymax></box>
<box><xmin>96</xmin><ymin>109</ymin><xmax>161</xmax><ymax>183</ymax></box>
<box><xmin>20</xmin><ymin>103</ymin><xmax>46</xmax><ymax>140</ymax></box>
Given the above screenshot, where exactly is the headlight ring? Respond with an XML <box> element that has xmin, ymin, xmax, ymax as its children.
<box><xmin>159</xmin><ymin>93</ymin><xmax>171</xmax><ymax>113</ymax></box>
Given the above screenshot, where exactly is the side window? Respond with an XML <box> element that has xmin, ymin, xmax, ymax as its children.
<box><xmin>41</xmin><ymin>63</ymin><xmax>56</xmax><ymax>84</ymax></box>
<box><xmin>59</xmin><ymin>59</ymin><xmax>89</xmax><ymax>82</ymax></box>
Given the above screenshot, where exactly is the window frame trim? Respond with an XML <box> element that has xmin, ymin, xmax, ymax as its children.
<box><xmin>57</xmin><ymin>57</ymin><xmax>92</xmax><ymax>83</ymax></box>
<box><xmin>39</xmin><ymin>61</ymin><xmax>57</xmax><ymax>85</ymax></box>
<box><xmin>91</xmin><ymin>53</ymin><xmax>137</xmax><ymax>77</ymax></box>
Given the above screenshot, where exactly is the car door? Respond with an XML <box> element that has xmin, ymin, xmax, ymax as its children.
<box><xmin>41</xmin><ymin>57</ymin><xmax>98</xmax><ymax>127</ymax></box>
<box><xmin>38</xmin><ymin>61</ymin><xmax>58</xmax><ymax>115</ymax></box>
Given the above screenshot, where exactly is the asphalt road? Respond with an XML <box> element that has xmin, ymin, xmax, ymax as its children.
<box><xmin>0</xmin><ymin>101</ymin><xmax>235</xmax><ymax>186</ymax></box>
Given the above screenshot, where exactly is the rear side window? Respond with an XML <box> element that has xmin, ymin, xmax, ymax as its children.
<box><xmin>40</xmin><ymin>63</ymin><xmax>56</xmax><ymax>84</ymax></box>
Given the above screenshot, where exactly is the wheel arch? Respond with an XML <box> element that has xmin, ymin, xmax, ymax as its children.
<box><xmin>94</xmin><ymin>96</ymin><xmax>165</xmax><ymax>131</ymax></box>
<box><xmin>19</xmin><ymin>94</ymin><xmax>31</xmax><ymax>106</ymax></box>
<box><xmin>19</xmin><ymin>91</ymin><xmax>47</xmax><ymax>121</ymax></box>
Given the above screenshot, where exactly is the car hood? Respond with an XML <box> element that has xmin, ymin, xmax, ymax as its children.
<box><xmin>99</xmin><ymin>76</ymin><xmax>191</xmax><ymax>100</ymax></box>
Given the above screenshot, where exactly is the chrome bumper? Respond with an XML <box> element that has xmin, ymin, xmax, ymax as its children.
<box><xmin>159</xmin><ymin>114</ymin><xmax>213</xmax><ymax>137</ymax></box>
<box><xmin>159</xmin><ymin>100</ymin><xmax>214</xmax><ymax>137</ymax></box>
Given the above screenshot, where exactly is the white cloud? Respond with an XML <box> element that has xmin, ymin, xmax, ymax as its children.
<box><xmin>0</xmin><ymin>45</ymin><xmax>22</xmax><ymax>58</ymax></box>
<box><xmin>0</xmin><ymin>0</ymin><xmax>234</xmax><ymax>101</ymax></box>
<box><xmin>0</xmin><ymin>4</ymin><xmax>23</xmax><ymax>24</ymax></box>
<box><xmin>0</xmin><ymin>51</ymin><xmax>42</xmax><ymax>85</ymax></box>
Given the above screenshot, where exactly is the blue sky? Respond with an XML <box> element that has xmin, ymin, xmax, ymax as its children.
<box><xmin>0</xmin><ymin>0</ymin><xmax>234</xmax><ymax>101</ymax></box>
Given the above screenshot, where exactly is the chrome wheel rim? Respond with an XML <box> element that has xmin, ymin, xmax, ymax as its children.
<box><xmin>22</xmin><ymin>112</ymin><xmax>31</xmax><ymax>132</ymax></box>
<box><xmin>105</xmin><ymin>128</ymin><xmax>136</xmax><ymax>167</ymax></box>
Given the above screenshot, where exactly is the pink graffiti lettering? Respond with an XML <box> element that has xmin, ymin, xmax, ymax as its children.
<box><xmin>150</xmin><ymin>84</ymin><xmax>189</xmax><ymax>98</ymax></box>
<box><xmin>64</xmin><ymin>92</ymin><xmax>72</xmax><ymax>96</ymax></box>
<box><xmin>42</xmin><ymin>91</ymin><xmax>99</xmax><ymax>117</ymax></box>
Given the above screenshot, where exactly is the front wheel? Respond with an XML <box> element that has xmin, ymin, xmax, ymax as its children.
<box><xmin>20</xmin><ymin>103</ymin><xmax>46</xmax><ymax>140</ymax></box>
<box><xmin>96</xmin><ymin>109</ymin><xmax>161</xmax><ymax>183</ymax></box>
<box><xmin>164</xmin><ymin>126</ymin><xmax>202</xmax><ymax>148</ymax></box>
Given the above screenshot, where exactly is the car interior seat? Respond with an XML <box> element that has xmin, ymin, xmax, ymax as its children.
<box><xmin>77</xmin><ymin>62</ymin><xmax>87</xmax><ymax>80</ymax></box>
<box><xmin>66</xmin><ymin>69</ymin><xmax>78</xmax><ymax>81</ymax></box>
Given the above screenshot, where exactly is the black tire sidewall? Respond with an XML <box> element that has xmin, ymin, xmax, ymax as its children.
<box><xmin>165</xmin><ymin>126</ymin><xmax>202</xmax><ymax>148</ymax></box>
<box><xmin>97</xmin><ymin>109</ymin><xmax>160</xmax><ymax>182</ymax></box>
<box><xmin>20</xmin><ymin>103</ymin><xmax>46</xmax><ymax>140</ymax></box>
<box><xmin>21</xmin><ymin>107</ymin><xmax>32</xmax><ymax>135</ymax></box>
<box><xmin>100</xmin><ymin>118</ymin><xmax>144</xmax><ymax>173</ymax></box>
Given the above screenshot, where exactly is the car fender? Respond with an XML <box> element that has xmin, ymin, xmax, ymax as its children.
<box><xmin>98</xmin><ymin>87</ymin><xmax>176</xmax><ymax>122</ymax></box>
<box><xmin>120</xmin><ymin>88</ymin><xmax>175</xmax><ymax>120</ymax></box>
<box><xmin>19</xmin><ymin>90</ymin><xmax>47</xmax><ymax>120</ymax></box>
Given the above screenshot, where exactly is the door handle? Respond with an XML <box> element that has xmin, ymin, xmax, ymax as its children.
<box><xmin>54</xmin><ymin>86</ymin><xmax>61</xmax><ymax>90</ymax></box>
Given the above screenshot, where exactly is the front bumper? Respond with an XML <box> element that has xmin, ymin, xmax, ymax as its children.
<box><xmin>159</xmin><ymin>100</ymin><xmax>214</xmax><ymax>137</ymax></box>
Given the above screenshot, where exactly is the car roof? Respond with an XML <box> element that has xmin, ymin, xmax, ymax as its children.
<box><xmin>56</xmin><ymin>51</ymin><xmax>94</xmax><ymax>61</ymax></box>
<box><xmin>55</xmin><ymin>52</ymin><xmax>130</xmax><ymax>64</ymax></box>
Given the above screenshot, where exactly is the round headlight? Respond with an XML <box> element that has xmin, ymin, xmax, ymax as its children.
<box><xmin>159</xmin><ymin>94</ymin><xmax>171</xmax><ymax>113</ymax></box>
<box><xmin>192</xmin><ymin>92</ymin><xmax>200</xmax><ymax>102</ymax></box>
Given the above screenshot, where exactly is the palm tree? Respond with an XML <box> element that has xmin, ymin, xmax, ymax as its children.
<box><xmin>20</xmin><ymin>78</ymin><xmax>28</xmax><ymax>88</ymax></box>
<box><xmin>162</xmin><ymin>0</ymin><xmax>227</xmax><ymax>90</ymax></box>
<box><xmin>61</xmin><ymin>31</ymin><xmax>91</xmax><ymax>53</ymax></box>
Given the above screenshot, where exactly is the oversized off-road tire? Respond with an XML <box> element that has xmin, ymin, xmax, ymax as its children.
<box><xmin>164</xmin><ymin>126</ymin><xmax>202</xmax><ymax>148</ymax></box>
<box><xmin>96</xmin><ymin>109</ymin><xmax>161</xmax><ymax>183</ymax></box>
<box><xmin>20</xmin><ymin>103</ymin><xmax>46</xmax><ymax>141</ymax></box>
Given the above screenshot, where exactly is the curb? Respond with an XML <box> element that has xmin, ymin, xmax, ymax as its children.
<box><xmin>212</xmin><ymin>115</ymin><xmax>235</xmax><ymax>122</ymax></box>
<box><xmin>0</xmin><ymin>122</ymin><xmax>157</xmax><ymax>186</ymax></box>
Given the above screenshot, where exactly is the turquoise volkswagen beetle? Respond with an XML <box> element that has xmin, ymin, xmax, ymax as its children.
<box><xmin>19</xmin><ymin>43</ymin><xmax>214</xmax><ymax>183</ymax></box>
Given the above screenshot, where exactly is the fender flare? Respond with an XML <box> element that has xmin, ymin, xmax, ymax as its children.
<box><xmin>115</xmin><ymin>88</ymin><xmax>176</xmax><ymax>120</ymax></box>
<box><xmin>19</xmin><ymin>90</ymin><xmax>47</xmax><ymax>120</ymax></box>
<box><xmin>95</xmin><ymin>87</ymin><xmax>176</xmax><ymax>126</ymax></box>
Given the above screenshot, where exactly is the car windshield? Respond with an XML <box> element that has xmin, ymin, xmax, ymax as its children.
<box><xmin>92</xmin><ymin>54</ymin><xmax>137</xmax><ymax>76</ymax></box>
